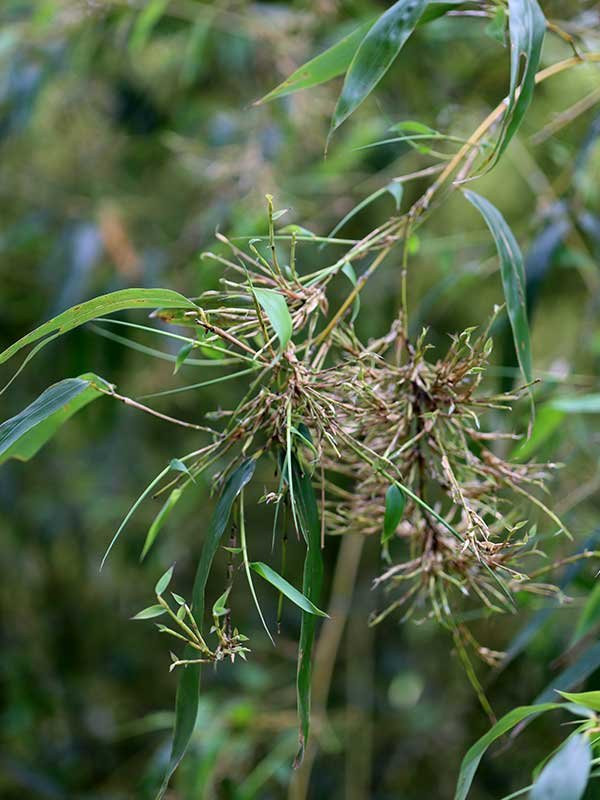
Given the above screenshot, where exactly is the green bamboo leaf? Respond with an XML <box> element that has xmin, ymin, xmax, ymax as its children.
<box><xmin>464</xmin><ymin>191</ymin><xmax>532</xmax><ymax>386</ymax></box>
<box><xmin>0</xmin><ymin>373</ymin><xmax>111</xmax><ymax>465</ymax></box>
<box><xmin>530</xmin><ymin>733</ymin><xmax>591</xmax><ymax>800</ymax></box>
<box><xmin>155</xmin><ymin>565</ymin><xmax>174</xmax><ymax>597</ymax></box>
<box><xmin>0</xmin><ymin>288</ymin><xmax>197</xmax><ymax>367</ymax></box>
<box><xmin>455</xmin><ymin>703</ymin><xmax>561</xmax><ymax>800</ymax></box>
<box><xmin>290</xmin><ymin>457</ymin><xmax>324</xmax><ymax>767</ymax></box>
<box><xmin>495</xmin><ymin>0</ymin><xmax>546</xmax><ymax>160</ymax></box>
<box><xmin>558</xmin><ymin>691</ymin><xmax>600</xmax><ymax>713</ymax></box>
<box><xmin>132</xmin><ymin>604</ymin><xmax>166</xmax><ymax>620</ymax></box>
<box><xmin>250</xmin><ymin>561</ymin><xmax>328</xmax><ymax>617</ymax></box>
<box><xmin>212</xmin><ymin>587</ymin><xmax>231</xmax><ymax>618</ymax></box>
<box><xmin>382</xmin><ymin>484</ymin><xmax>405</xmax><ymax>545</ymax></box>
<box><xmin>329</xmin><ymin>0</ymin><xmax>429</xmax><ymax>139</ymax></box>
<box><xmin>173</xmin><ymin>342</ymin><xmax>195</xmax><ymax>374</ymax></box>
<box><xmin>101</xmin><ymin>464</ymin><xmax>172</xmax><ymax>570</ymax></box>
<box><xmin>256</xmin><ymin>21</ymin><xmax>372</xmax><ymax>104</ymax></box>
<box><xmin>141</xmin><ymin>488</ymin><xmax>184</xmax><ymax>561</ymax></box>
<box><xmin>157</xmin><ymin>459</ymin><xmax>256</xmax><ymax>799</ymax></box>
<box><xmin>253</xmin><ymin>288</ymin><xmax>293</xmax><ymax>350</ymax></box>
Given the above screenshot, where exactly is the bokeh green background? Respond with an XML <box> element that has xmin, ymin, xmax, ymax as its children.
<box><xmin>2</xmin><ymin>1</ymin><xmax>600</xmax><ymax>798</ymax></box>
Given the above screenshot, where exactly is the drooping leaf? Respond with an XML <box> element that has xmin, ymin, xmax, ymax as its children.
<box><xmin>0</xmin><ymin>288</ymin><xmax>197</xmax><ymax>367</ymax></box>
<box><xmin>495</xmin><ymin>0</ymin><xmax>546</xmax><ymax>160</ymax></box>
<box><xmin>454</xmin><ymin>703</ymin><xmax>561</xmax><ymax>800</ymax></box>
<box><xmin>382</xmin><ymin>484</ymin><xmax>405</xmax><ymax>545</ymax></box>
<box><xmin>499</xmin><ymin>216</ymin><xmax>569</xmax><ymax>393</ymax></box>
<box><xmin>157</xmin><ymin>459</ymin><xmax>256</xmax><ymax>799</ymax></box>
<box><xmin>250</xmin><ymin>561</ymin><xmax>328</xmax><ymax>617</ymax></box>
<box><xmin>256</xmin><ymin>21</ymin><xmax>372</xmax><ymax>104</ymax></box>
<box><xmin>530</xmin><ymin>733</ymin><xmax>591</xmax><ymax>800</ymax></box>
<box><xmin>464</xmin><ymin>191</ymin><xmax>532</xmax><ymax>386</ymax></box>
<box><xmin>253</xmin><ymin>288</ymin><xmax>293</xmax><ymax>350</ymax></box>
<box><xmin>155</xmin><ymin>565</ymin><xmax>174</xmax><ymax>597</ymax></box>
<box><xmin>329</xmin><ymin>0</ymin><xmax>429</xmax><ymax>138</ymax></box>
<box><xmin>558</xmin><ymin>691</ymin><xmax>600</xmax><ymax>713</ymax></box>
<box><xmin>0</xmin><ymin>373</ymin><xmax>111</xmax><ymax>465</ymax></box>
<box><xmin>141</xmin><ymin>488</ymin><xmax>184</xmax><ymax>561</ymax></box>
<box><xmin>290</xmin><ymin>457</ymin><xmax>324</xmax><ymax>767</ymax></box>
<box><xmin>131</xmin><ymin>604</ymin><xmax>166</xmax><ymax>620</ymax></box>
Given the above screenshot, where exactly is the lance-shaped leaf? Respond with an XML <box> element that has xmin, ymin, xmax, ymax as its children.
<box><xmin>253</xmin><ymin>288</ymin><xmax>293</xmax><ymax>350</ymax></box>
<box><xmin>530</xmin><ymin>733</ymin><xmax>591</xmax><ymax>800</ymax></box>
<box><xmin>0</xmin><ymin>288</ymin><xmax>197</xmax><ymax>367</ymax></box>
<box><xmin>0</xmin><ymin>373</ymin><xmax>111</xmax><ymax>465</ymax></box>
<box><xmin>132</xmin><ymin>605</ymin><xmax>166</xmax><ymax>620</ymax></box>
<box><xmin>455</xmin><ymin>703</ymin><xmax>561</xmax><ymax>800</ymax></box>
<box><xmin>250</xmin><ymin>561</ymin><xmax>328</xmax><ymax>617</ymax></box>
<box><xmin>257</xmin><ymin>2</ymin><xmax>461</xmax><ymax>107</ymax></box>
<box><xmin>141</xmin><ymin>488</ymin><xmax>184</xmax><ymax>561</ymax></box>
<box><xmin>155</xmin><ymin>565</ymin><xmax>174</xmax><ymax>597</ymax></box>
<box><xmin>256</xmin><ymin>21</ymin><xmax>372</xmax><ymax>104</ymax></box>
<box><xmin>558</xmin><ymin>691</ymin><xmax>600</xmax><ymax>713</ymax></box>
<box><xmin>329</xmin><ymin>0</ymin><xmax>429</xmax><ymax>138</ymax></box>
<box><xmin>291</xmin><ymin>457</ymin><xmax>324</xmax><ymax>767</ymax></box>
<box><xmin>464</xmin><ymin>191</ymin><xmax>532</xmax><ymax>385</ymax></box>
<box><xmin>495</xmin><ymin>0</ymin><xmax>546</xmax><ymax>160</ymax></box>
<box><xmin>157</xmin><ymin>459</ymin><xmax>256</xmax><ymax>799</ymax></box>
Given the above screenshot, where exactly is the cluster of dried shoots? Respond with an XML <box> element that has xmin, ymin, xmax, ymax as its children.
<box><xmin>145</xmin><ymin>202</ymin><xmax>571</xmax><ymax>671</ymax></box>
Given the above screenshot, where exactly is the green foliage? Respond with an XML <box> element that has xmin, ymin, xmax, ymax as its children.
<box><xmin>257</xmin><ymin>21</ymin><xmax>372</xmax><ymax>104</ymax></box>
<box><xmin>252</xmin><ymin>288</ymin><xmax>293</xmax><ymax>350</ymax></box>
<box><xmin>382</xmin><ymin>484</ymin><xmax>405</xmax><ymax>545</ymax></box>
<box><xmin>329</xmin><ymin>0</ymin><xmax>429</xmax><ymax>139</ymax></box>
<box><xmin>159</xmin><ymin>459</ymin><xmax>256</xmax><ymax>798</ymax></box>
<box><xmin>464</xmin><ymin>191</ymin><xmax>532</xmax><ymax>386</ymax></box>
<box><xmin>0</xmin><ymin>373</ymin><xmax>110</xmax><ymax>463</ymax></box>
<box><xmin>0</xmin><ymin>289</ymin><xmax>197</xmax><ymax>367</ymax></box>
<box><xmin>250</xmin><ymin>561</ymin><xmax>328</xmax><ymax>617</ymax></box>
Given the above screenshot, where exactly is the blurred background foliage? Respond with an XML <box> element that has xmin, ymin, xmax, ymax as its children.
<box><xmin>1</xmin><ymin>1</ymin><xmax>600</xmax><ymax>798</ymax></box>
